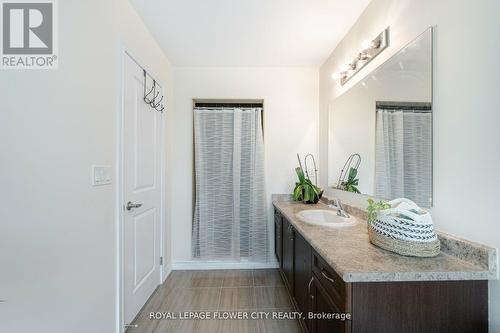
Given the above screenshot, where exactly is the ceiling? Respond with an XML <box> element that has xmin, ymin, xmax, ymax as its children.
<box><xmin>129</xmin><ymin>0</ymin><xmax>371</xmax><ymax>67</ymax></box>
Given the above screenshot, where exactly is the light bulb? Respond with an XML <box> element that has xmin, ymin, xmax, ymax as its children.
<box><xmin>339</xmin><ymin>63</ymin><xmax>349</xmax><ymax>72</ymax></box>
<box><xmin>331</xmin><ymin>72</ymin><xmax>340</xmax><ymax>80</ymax></box>
<box><xmin>361</xmin><ymin>39</ymin><xmax>373</xmax><ymax>50</ymax></box>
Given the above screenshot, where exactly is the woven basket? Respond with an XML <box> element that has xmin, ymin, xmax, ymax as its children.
<box><xmin>368</xmin><ymin>226</ymin><xmax>440</xmax><ymax>257</ymax></box>
<box><xmin>368</xmin><ymin>198</ymin><xmax>440</xmax><ymax>257</ymax></box>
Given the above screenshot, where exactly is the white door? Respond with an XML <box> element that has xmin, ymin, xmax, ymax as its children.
<box><xmin>123</xmin><ymin>53</ymin><xmax>162</xmax><ymax>325</ymax></box>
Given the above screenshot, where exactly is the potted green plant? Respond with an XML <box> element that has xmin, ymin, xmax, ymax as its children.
<box><xmin>293</xmin><ymin>167</ymin><xmax>323</xmax><ymax>204</ymax></box>
<box><xmin>340</xmin><ymin>167</ymin><xmax>360</xmax><ymax>193</ymax></box>
<box><xmin>366</xmin><ymin>198</ymin><xmax>391</xmax><ymax>223</ymax></box>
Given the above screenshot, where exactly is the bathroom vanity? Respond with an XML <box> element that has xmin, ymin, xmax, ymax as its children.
<box><xmin>273</xmin><ymin>195</ymin><xmax>497</xmax><ymax>333</ymax></box>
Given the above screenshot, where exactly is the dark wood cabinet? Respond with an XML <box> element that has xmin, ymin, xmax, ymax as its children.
<box><xmin>294</xmin><ymin>230</ymin><xmax>312</xmax><ymax>332</ymax></box>
<box><xmin>273</xmin><ymin>207</ymin><xmax>488</xmax><ymax>333</ymax></box>
<box><xmin>312</xmin><ymin>250</ymin><xmax>348</xmax><ymax>312</ymax></box>
<box><xmin>281</xmin><ymin>216</ymin><xmax>294</xmax><ymax>293</ymax></box>
<box><xmin>349</xmin><ymin>280</ymin><xmax>487</xmax><ymax>333</ymax></box>
<box><xmin>274</xmin><ymin>210</ymin><xmax>282</xmax><ymax>267</ymax></box>
<box><xmin>310</xmin><ymin>276</ymin><xmax>347</xmax><ymax>333</ymax></box>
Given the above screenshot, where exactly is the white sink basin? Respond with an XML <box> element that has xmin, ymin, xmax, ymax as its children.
<box><xmin>296</xmin><ymin>209</ymin><xmax>357</xmax><ymax>228</ymax></box>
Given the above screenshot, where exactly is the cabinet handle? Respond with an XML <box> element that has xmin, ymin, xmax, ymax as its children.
<box><xmin>308</xmin><ymin>276</ymin><xmax>315</xmax><ymax>301</ymax></box>
<box><xmin>321</xmin><ymin>270</ymin><xmax>335</xmax><ymax>284</ymax></box>
<box><xmin>308</xmin><ymin>276</ymin><xmax>314</xmax><ymax>294</ymax></box>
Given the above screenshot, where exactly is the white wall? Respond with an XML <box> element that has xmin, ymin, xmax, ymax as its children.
<box><xmin>0</xmin><ymin>0</ymin><xmax>174</xmax><ymax>332</ymax></box>
<box><xmin>171</xmin><ymin>67</ymin><xmax>319</xmax><ymax>263</ymax></box>
<box><xmin>319</xmin><ymin>0</ymin><xmax>500</xmax><ymax>330</ymax></box>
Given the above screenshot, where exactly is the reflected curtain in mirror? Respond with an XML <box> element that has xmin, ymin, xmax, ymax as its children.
<box><xmin>375</xmin><ymin>103</ymin><xmax>432</xmax><ymax>207</ymax></box>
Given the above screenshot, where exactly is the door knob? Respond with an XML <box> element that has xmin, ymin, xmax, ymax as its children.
<box><xmin>126</xmin><ymin>201</ymin><xmax>142</xmax><ymax>211</ymax></box>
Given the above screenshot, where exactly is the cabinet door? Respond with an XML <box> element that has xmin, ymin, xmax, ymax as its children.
<box><xmin>281</xmin><ymin>217</ymin><xmax>294</xmax><ymax>294</ymax></box>
<box><xmin>274</xmin><ymin>209</ymin><xmax>283</xmax><ymax>267</ymax></box>
<box><xmin>311</xmin><ymin>276</ymin><xmax>347</xmax><ymax>333</ymax></box>
<box><xmin>312</xmin><ymin>250</ymin><xmax>347</xmax><ymax>312</ymax></box>
<box><xmin>294</xmin><ymin>231</ymin><xmax>312</xmax><ymax>332</ymax></box>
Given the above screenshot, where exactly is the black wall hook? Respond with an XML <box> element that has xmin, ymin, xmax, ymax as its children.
<box><xmin>153</xmin><ymin>96</ymin><xmax>163</xmax><ymax>110</ymax></box>
<box><xmin>143</xmin><ymin>70</ymin><xmax>156</xmax><ymax>104</ymax></box>
<box><xmin>143</xmin><ymin>69</ymin><xmax>166</xmax><ymax>113</ymax></box>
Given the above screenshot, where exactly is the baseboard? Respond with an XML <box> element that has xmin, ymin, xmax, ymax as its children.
<box><xmin>171</xmin><ymin>260</ymin><xmax>279</xmax><ymax>270</ymax></box>
<box><xmin>162</xmin><ymin>263</ymin><xmax>173</xmax><ymax>282</ymax></box>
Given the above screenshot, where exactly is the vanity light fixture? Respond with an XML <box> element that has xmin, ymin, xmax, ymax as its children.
<box><xmin>361</xmin><ymin>39</ymin><xmax>373</xmax><ymax>50</ymax></box>
<box><xmin>332</xmin><ymin>27</ymin><xmax>390</xmax><ymax>86</ymax></box>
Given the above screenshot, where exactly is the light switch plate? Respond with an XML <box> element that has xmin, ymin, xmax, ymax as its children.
<box><xmin>92</xmin><ymin>165</ymin><xmax>112</xmax><ymax>186</ymax></box>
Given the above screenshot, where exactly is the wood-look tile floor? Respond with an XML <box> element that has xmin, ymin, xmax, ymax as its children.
<box><xmin>127</xmin><ymin>269</ymin><xmax>302</xmax><ymax>333</ymax></box>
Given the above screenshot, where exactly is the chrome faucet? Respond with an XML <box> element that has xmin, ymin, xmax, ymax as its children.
<box><xmin>333</xmin><ymin>199</ymin><xmax>350</xmax><ymax>218</ymax></box>
<box><xmin>327</xmin><ymin>201</ymin><xmax>338</xmax><ymax>209</ymax></box>
<box><xmin>336</xmin><ymin>200</ymin><xmax>350</xmax><ymax>218</ymax></box>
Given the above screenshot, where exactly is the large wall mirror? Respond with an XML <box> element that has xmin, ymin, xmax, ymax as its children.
<box><xmin>328</xmin><ymin>28</ymin><xmax>433</xmax><ymax>207</ymax></box>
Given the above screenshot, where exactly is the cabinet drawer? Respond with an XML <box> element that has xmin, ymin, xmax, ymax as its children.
<box><xmin>312</xmin><ymin>250</ymin><xmax>347</xmax><ymax>311</ymax></box>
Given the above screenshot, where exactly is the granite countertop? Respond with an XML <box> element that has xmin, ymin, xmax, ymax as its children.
<box><xmin>272</xmin><ymin>194</ymin><xmax>498</xmax><ymax>283</ymax></box>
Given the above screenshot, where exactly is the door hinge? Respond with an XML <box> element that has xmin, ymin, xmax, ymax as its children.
<box><xmin>160</xmin><ymin>256</ymin><xmax>163</xmax><ymax>266</ymax></box>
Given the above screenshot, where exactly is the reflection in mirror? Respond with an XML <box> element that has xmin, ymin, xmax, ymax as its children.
<box><xmin>328</xmin><ymin>28</ymin><xmax>433</xmax><ymax>207</ymax></box>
